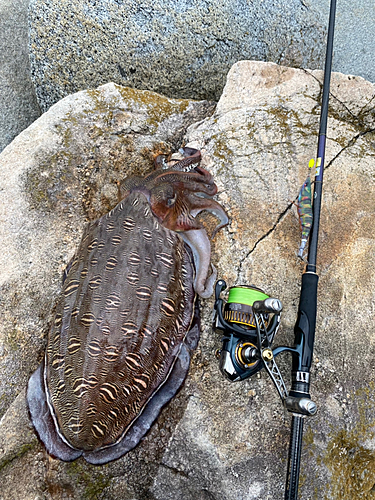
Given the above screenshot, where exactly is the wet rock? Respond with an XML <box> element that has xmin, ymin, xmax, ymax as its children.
<box><xmin>1</xmin><ymin>62</ymin><xmax>375</xmax><ymax>499</ymax></box>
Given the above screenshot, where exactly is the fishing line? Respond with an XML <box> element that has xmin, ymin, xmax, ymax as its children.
<box><xmin>212</xmin><ymin>0</ymin><xmax>336</xmax><ymax>497</ymax></box>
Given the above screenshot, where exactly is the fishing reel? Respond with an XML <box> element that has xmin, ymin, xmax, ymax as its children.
<box><xmin>213</xmin><ymin>280</ymin><xmax>317</xmax><ymax>416</ymax></box>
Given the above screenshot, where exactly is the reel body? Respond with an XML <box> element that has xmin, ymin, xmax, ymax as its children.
<box><xmin>213</xmin><ymin>280</ymin><xmax>317</xmax><ymax>415</ymax></box>
<box><xmin>213</xmin><ymin>281</ymin><xmax>281</xmax><ymax>381</ymax></box>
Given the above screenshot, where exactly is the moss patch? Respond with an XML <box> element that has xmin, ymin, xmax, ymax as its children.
<box><xmin>115</xmin><ymin>85</ymin><xmax>190</xmax><ymax>132</ymax></box>
<box><xmin>324</xmin><ymin>386</ymin><xmax>375</xmax><ymax>499</ymax></box>
<box><xmin>0</xmin><ymin>442</ymin><xmax>37</xmax><ymax>472</ymax></box>
<box><xmin>23</xmin><ymin>84</ymin><xmax>192</xmax><ymax>221</ymax></box>
<box><xmin>82</xmin><ymin>85</ymin><xmax>191</xmax><ymax>133</ymax></box>
<box><xmin>24</xmin><ymin>151</ymin><xmax>79</xmax><ymax>213</ymax></box>
<box><xmin>66</xmin><ymin>461</ymin><xmax>111</xmax><ymax>499</ymax></box>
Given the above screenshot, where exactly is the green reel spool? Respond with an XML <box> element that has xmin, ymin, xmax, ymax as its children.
<box><xmin>224</xmin><ymin>285</ymin><xmax>269</xmax><ymax>327</ymax></box>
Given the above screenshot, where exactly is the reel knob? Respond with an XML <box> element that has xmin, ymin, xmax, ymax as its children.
<box><xmin>252</xmin><ymin>298</ymin><xmax>283</xmax><ymax>314</ymax></box>
<box><xmin>236</xmin><ymin>342</ymin><xmax>260</xmax><ymax>367</ymax></box>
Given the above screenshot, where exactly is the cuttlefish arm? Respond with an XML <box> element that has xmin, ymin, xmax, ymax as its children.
<box><xmin>122</xmin><ymin>147</ymin><xmax>228</xmax><ymax>298</ymax></box>
<box><xmin>146</xmin><ymin>167</ymin><xmax>228</xmax><ymax>299</ymax></box>
<box><xmin>118</xmin><ymin>148</ymin><xmax>201</xmax><ymax>198</ymax></box>
<box><xmin>181</xmin><ymin>229</ymin><xmax>217</xmax><ymax>299</ymax></box>
<box><xmin>187</xmin><ymin>194</ymin><xmax>229</xmax><ymax>238</ymax></box>
<box><xmin>153</xmin><ymin>147</ymin><xmax>202</xmax><ymax>171</ymax></box>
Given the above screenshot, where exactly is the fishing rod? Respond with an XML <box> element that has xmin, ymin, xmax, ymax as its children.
<box><xmin>285</xmin><ymin>0</ymin><xmax>336</xmax><ymax>496</ymax></box>
<box><xmin>212</xmin><ymin>0</ymin><xmax>336</xmax><ymax>498</ymax></box>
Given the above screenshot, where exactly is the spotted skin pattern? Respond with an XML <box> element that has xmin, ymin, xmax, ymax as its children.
<box><xmin>46</xmin><ymin>192</ymin><xmax>195</xmax><ymax>451</ymax></box>
<box><xmin>27</xmin><ymin>148</ymin><xmax>228</xmax><ymax>463</ymax></box>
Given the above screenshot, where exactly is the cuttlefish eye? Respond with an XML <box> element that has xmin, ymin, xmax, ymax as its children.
<box><xmin>26</xmin><ymin>146</ymin><xmax>229</xmax><ymax>465</ymax></box>
<box><xmin>153</xmin><ymin>184</ymin><xmax>176</xmax><ymax>207</ymax></box>
<box><xmin>166</xmin><ymin>193</ymin><xmax>177</xmax><ymax>207</ymax></box>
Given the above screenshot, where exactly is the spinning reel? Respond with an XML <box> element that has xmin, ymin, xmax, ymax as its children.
<box><xmin>213</xmin><ymin>280</ymin><xmax>317</xmax><ymax>416</ymax></box>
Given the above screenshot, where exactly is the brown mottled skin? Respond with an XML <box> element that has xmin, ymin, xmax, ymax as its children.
<box><xmin>27</xmin><ymin>147</ymin><xmax>228</xmax><ymax>463</ymax></box>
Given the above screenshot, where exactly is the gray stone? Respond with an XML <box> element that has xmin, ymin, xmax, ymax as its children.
<box><xmin>0</xmin><ymin>0</ymin><xmax>40</xmax><ymax>153</ymax></box>
<box><xmin>28</xmin><ymin>0</ymin><xmax>327</xmax><ymax>112</ymax></box>
<box><xmin>28</xmin><ymin>0</ymin><xmax>375</xmax><ymax>116</ymax></box>
<box><xmin>1</xmin><ymin>62</ymin><xmax>375</xmax><ymax>499</ymax></box>
<box><xmin>314</xmin><ymin>0</ymin><xmax>375</xmax><ymax>85</ymax></box>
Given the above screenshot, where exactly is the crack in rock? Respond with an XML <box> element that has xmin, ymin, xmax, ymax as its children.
<box><xmin>237</xmin><ymin>201</ymin><xmax>294</xmax><ymax>280</ymax></box>
<box><xmin>160</xmin><ymin>463</ymin><xmax>189</xmax><ymax>479</ymax></box>
<box><xmin>325</xmin><ymin>127</ymin><xmax>375</xmax><ymax>171</ymax></box>
<box><xmin>236</xmin><ymin>124</ymin><xmax>375</xmax><ymax>282</ymax></box>
<box><xmin>302</xmin><ymin>68</ymin><xmax>368</xmax><ymax>127</ymax></box>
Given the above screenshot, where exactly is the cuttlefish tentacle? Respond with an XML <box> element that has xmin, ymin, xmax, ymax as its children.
<box><xmin>187</xmin><ymin>194</ymin><xmax>229</xmax><ymax>238</ymax></box>
<box><xmin>121</xmin><ymin>147</ymin><xmax>228</xmax><ymax>298</ymax></box>
<box><xmin>149</xmin><ymin>180</ymin><xmax>228</xmax><ymax>236</ymax></box>
<box><xmin>152</xmin><ymin>188</ymin><xmax>227</xmax><ymax>298</ymax></box>
<box><xmin>181</xmin><ymin>229</ymin><xmax>217</xmax><ymax>298</ymax></box>
<box><xmin>152</xmin><ymin>147</ymin><xmax>201</xmax><ymax>173</ymax></box>
<box><xmin>145</xmin><ymin>168</ymin><xmax>216</xmax><ymax>195</ymax></box>
<box><xmin>119</xmin><ymin>148</ymin><xmax>202</xmax><ymax>198</ymax></box>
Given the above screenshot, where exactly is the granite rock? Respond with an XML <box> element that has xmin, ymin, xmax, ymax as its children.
<box><xmin>0</xmin><ymin>0</ymin><xmax>40</xmax><ymax>152</ymax></box>
<box><xmin>28</xmin><ymin>0</ymin><xmax>326</xmax><ymax>112</ymax></box>
<box><xmin>1</xmin><ymin>62</ymin><xmax>375</xmax><ymax>499</ymax></box>
<box><xmin>314</xmin><ymin>0</ymin><xmax>375</xmax><ymax>88</ymax></box>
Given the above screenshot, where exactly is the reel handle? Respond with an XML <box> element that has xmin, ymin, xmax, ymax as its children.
<box><xmin>253</xmin><ymin>298</ymin><xmax>283</xmax><ymax>314</ymax></box>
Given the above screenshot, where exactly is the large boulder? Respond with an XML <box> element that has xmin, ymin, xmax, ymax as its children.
<box><xmin>1</xmin><ymin>61</ymin><xmax>375</xmax><ymax>499</ymax></box>
<box><xmin>0</xmin><ymin>0</ymin><xmax>40</xmax><ymax>152</ymax></box>
<box><xmin>0</xmin><ymin>82</ymin><xmax>214</xmax><ymax>422</ymax></box>
<box><xmin>28</xmin><ymin>0</ymin><xmax>327</xmax><ymax>112</ymax></box>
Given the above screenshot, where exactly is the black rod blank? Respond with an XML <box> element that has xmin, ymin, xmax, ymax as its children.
<box><xmin>285</xmin><ymin>416</ymin><xmax>304</xmax><ymax>500</ymax></box>
<box><xmin>307</xmin><ymin>0</ymin><xmax>337</xmax><ymax>272</ymax></box>
<box><xmin>285</xmin><ymin>0</ymin><xmax>336</xmax><ymax>499</ymax></box>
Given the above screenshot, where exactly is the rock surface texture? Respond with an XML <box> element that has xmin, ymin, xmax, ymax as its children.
<box><xmin>314</xmin><ymin>0</ymin><xmax>375</xmax><ymax>87</ymax></box>
<box><xmin>1</xmin><ymin>61</ymin><xmax>375</xmax><ymax>499</ymax></box>
<box><xmin>28</xmin><ymin>0</ymin><xmax>326</xmax><ymax>112</ymax></box>
<box><xmin>0</xmin><ymin>0</ymin><xmax>40</xmax><ymax>152</ymax></box>
<box><xmin>3</xmin><ymin>0</ymin><xmax>375</xmax><ymax>153</ymax></box>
